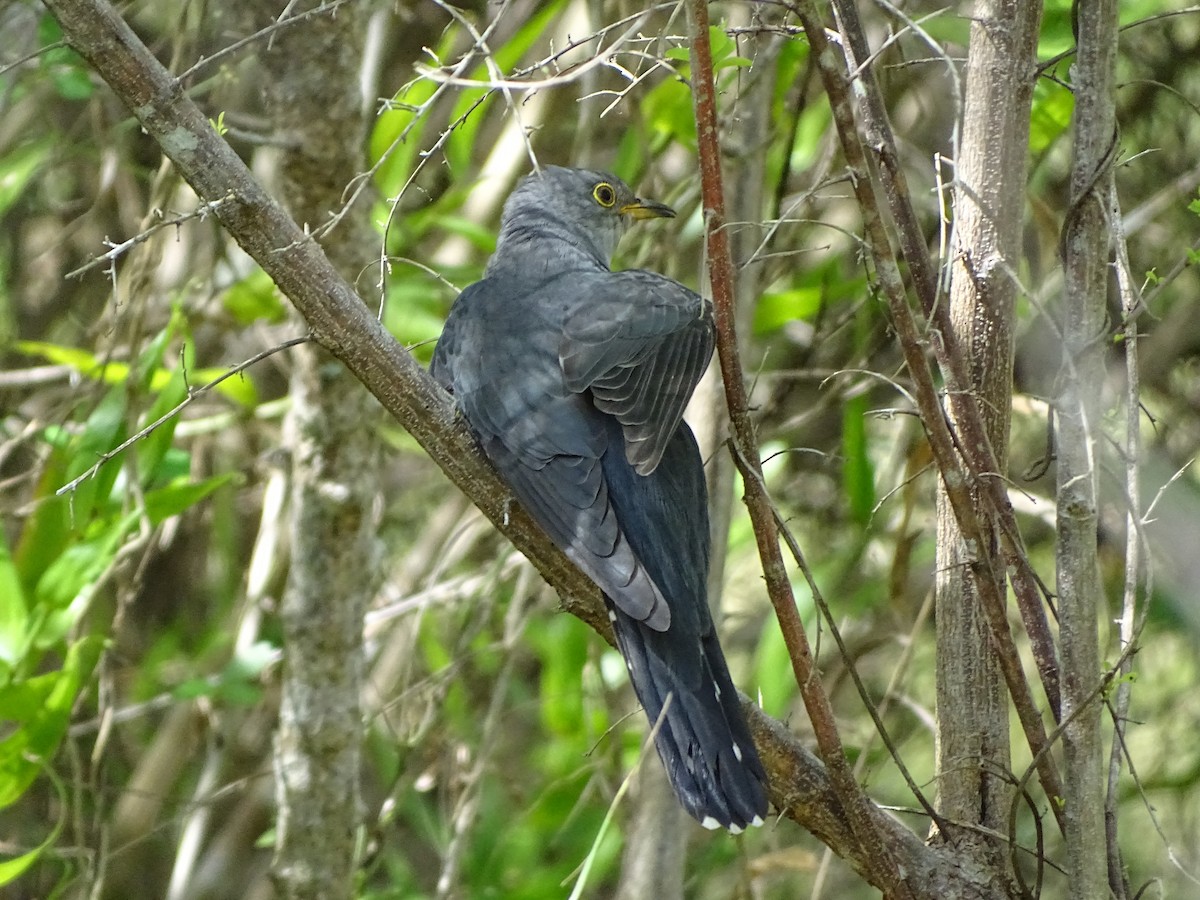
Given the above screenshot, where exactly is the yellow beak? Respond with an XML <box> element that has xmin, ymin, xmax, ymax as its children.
<box><xmin>620</xmin><ymin>199</ymin><xmax>676</xmax><ymax>220</ymax></box>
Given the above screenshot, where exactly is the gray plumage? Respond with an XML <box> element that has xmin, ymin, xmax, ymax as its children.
<box><xmin>431</xmin><ymin>166</ymin><xmax>768</xmax><ymax>831</ymax></box>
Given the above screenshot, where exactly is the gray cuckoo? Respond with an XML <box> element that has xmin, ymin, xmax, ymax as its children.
<box><xmin>431</xmin><ymin>166</ymin><xmax>768</xmax><ymax>831</ymax></box>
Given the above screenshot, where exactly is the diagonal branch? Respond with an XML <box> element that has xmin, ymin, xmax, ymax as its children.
<box><xmin>829</xmin><ymin>0</ymin><xmax>1061</xmax><ymax>724</ymax></box>
<box><xmin>41</xmin><ymin>0</ymin><xmax>610</xmax><ymax>646</ymax></box>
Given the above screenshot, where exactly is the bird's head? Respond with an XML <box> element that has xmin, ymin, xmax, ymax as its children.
<box><xmin>496</xmin><ymin>166</ymin><xmax>675</xmax><ymax>268</ymax></box>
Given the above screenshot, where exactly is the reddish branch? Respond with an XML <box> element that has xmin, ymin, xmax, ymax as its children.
<box><xmin>686</xmin><ymin>5</ymin><xmax>915</xmax><ymax>898</ymax></box>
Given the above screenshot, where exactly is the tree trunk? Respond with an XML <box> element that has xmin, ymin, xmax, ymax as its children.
<box><xmin>935</xmin><ymin>0</ymin><xmax>1043</xmax><ymax>881</ymax></box>
<box><xmin>1058</xmin><ymin>0</ymin><xmax>1119</xmax><ymax>896</ymax></box>
<box><xmin>257</xmin><ymin>5</ymin><xmax>382</xmax><ymax>899</ymax></box>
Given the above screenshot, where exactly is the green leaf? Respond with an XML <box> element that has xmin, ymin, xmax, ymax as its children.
<box><xmin>32</xmin><ymin>514</ymin><xmax>138</xmax><ymax>647</ymax></box>
<box><xmin>644</xmin><ymin>77</ymin><xmax>696</xmax><ymax>149</ymax></box>
<box><xmin>17</xmin><ymin>340</ymin><xmax>169</xmax><ymax>393</ymax></box>
<box><xmin>0</xmin><ymin>535</ymin><xmax>27</xmax><ymax>670</ymax></box>
<box><xmin>38</xmin><ymin>15</ymin><xmax>95</xmax><ymax>101</ymax></box>
<box><xmin>791</xmin><ymin>103</ymin><xmax>833</xmax><ymax>171</ymax></box>
<box><xmin>63</xmin><ymin>381</ymin><xmax>129</xmax><ymax>524</ymax></box>
<box><xmin>18</xmin><ymin>335</ymin><xmax>255</xmax><ymax>406</ymax></box>
<box><xmin>530</xmin><ymin>616</ymin><xmax>589</xmax><ymax>736</ymax></box>
<box><xmin>1029</xmin><ymin>79</ymin><xmax>1073</xmax><ymax>154</ymax></box>
<box><xmin>222</xmin><ymin>268</ymin><xmax>286</xmax><ymax>325</ymax></box>
<box><xmin>910</xmin><ymin>14</ymin><xmax>971</xmax><ymax>48</ymax></box>
<box><xmin>1037</xmin><ymin>1</ymin><xmax>1075</xmax><ymax>60</ymax></box>
<box><xmin>715</xmin><ymin>56</ymin><xmax>752</xmax><ymax>71</ymax></box>
<box><xmin>136</xmin><ymin>369</ymin><xmax>189</xmax><ymax>485</ymax></box>
<box><xmin>13</xmin><ymin>474</ymin><xmax>70</xmax><ymax>601</ymax></box>
<box><xmin>842</xmin><ymin>394</ymin><xmax>876</xmax><ymax>525</ymax></box>
<box><xmin>172</xmin><ymin>640</ymin><xmax>275</xmax><ymax>708</ymax></box>
<box><xmin>435</xmin><ymin>214</ymin><xmax>498</xmax><ymax>252</ymax></box>
<box><xmin>132</xmin><ymin>310</ymin><xmax>180</xmax><ymax>393</ymax></box>
<box><xmin>143</xmin><ymin>472</ymin><xmax>237</xmax><ymax>525</ymax></box>
<box><xmin>753</xmin><ymin>616</ymin><xmax>799</xmax><ymax>718</ymax></box>
<box><xmin>0</xmin><ymin>765</ymin><xmax>65</xmax><ymax>886</ymax></box>
<box><xmin>0</xmin><ymin>635</ymin><xmax>103</xmax><ymax>810</ymax></box>
<box><xmin>707</xmin><ymin>26</ymin><xmax>739</xmax><ymax>66</ymax></box>
<box><xmin>385</xmin><ymin>279</ymin><xmax>452</xmax><ymax>359</ymax></box>
<box><xmin>0</xmin><ymin>139</ymin><xmax>53</xmax><ymax>219</ymax></box>
<box><xmin>192</xmin><ymin>366</ymin><xmax>259</xmax><ymax>407</ymax></box>
<box><xmin>754</xmin><ymin>287</ymin><xmax>822</xmax><ymax>334</ymax></box>
<box><xmin>16</xmin><ymin>339</ymin><xmax>112</xmax><ymax>377</ymax></box>
<box><xmin>370</xmin><ymin>80</ymin><xmax>437</xmax><ymax>197</ymax></box>
<box><xmin>0</xmin><ymin>676</ymin><xmax>57</xmax><ymax>724</ymax></box>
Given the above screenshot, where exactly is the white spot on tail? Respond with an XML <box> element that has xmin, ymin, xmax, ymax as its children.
<box><xmin>728</xmin><ymin>822</ymin><xmax>744</xmax><ymax>835</ymax></box>
<box><xmin>733</xmin><ymin>742</ymin><xmax>743</xmax><ymax>762</ymax></box>
<box><xmin>750</xmin><ymin>815</ymin><xmax>764</xmax><ymax>828</ymax></box>
<box><xmin>607</xmin><ymin>609</ymin><xmax>617</xmax><ymax>623</ymax></box>
<box><xmin>713</xmin><ymin>682</ymin><xmax>721</xmax><ymax>699</ymax></box>
<box><xmin>700</xmin><ymin>815</ymin><xmax>721</xmax><ymax>830</ymax></box>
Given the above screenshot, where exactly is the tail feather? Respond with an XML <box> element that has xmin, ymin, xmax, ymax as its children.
<box><xmin>600</xmin><ymin>416</ymin><xmax>768</xmax><ymax>829</ymax></box>
<box><xmin>611</xmin><ymin>602</ymin><xmax>768</xmax><ymax>831</ymax></box>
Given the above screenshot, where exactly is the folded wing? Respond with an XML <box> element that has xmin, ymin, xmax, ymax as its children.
<box><xmin>559</xmin><ymin>270</ymin><xmax>714</xmax><ymax>476</ymax></box>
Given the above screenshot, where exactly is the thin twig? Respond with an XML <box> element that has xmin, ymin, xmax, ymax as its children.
<box><xmin>176</xmin><ymin>0</ymin><xmax>357</xmax><ymax>84</ymax></box>
<box><xmin>66</xmin><ymin>197</ymin><xmax>234</xmax><ymax>279</ymax></box>
<box><xmin>772</xmin><ymin>505</ymin><xmax>947</xmax><ymax>833</ymax></box>
<box><xmin>56</xmin><ymin>337</ymin><xmax>309</xmax><ymax>496</ymax></box>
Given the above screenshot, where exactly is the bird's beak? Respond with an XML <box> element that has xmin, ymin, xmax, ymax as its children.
<box><xmin>620</xmin><ymin>198</ymin><xmax>676</xmax><ymax>220</ymax></box>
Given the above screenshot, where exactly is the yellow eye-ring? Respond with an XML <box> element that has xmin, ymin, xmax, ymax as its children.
<box><xmin>592</xmin><ymin>182</ymin><xmax>617</xmax><ymax>208</ymax></box>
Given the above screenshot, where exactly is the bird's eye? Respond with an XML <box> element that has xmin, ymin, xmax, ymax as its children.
<box><xmin>592</xmin><ymin>182</ymin><xmax>617</xmax><ymax>208</ymax></box>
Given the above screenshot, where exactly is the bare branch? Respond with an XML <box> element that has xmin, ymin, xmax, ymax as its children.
<box><xmin>41</xmin><ymin>0</ymin><xmax>614</xmax><ymax>639</ymax></box>
<box><xmin>789</xmin><ymin>0</ymin><xmax>1067</xmax><ymax>837</ymax></box>
<box><xmin>686</xmin><ymin>4</ymin><xmax>915</xmax><ymax>898</ymax></box>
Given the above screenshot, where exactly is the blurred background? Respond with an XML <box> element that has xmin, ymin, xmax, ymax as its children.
<box><xmin>2</xmin><ymin>0</ymin><xmax>1199</xmax><ymax>897</ymax></box>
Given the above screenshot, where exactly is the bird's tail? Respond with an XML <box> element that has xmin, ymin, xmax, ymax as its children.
<box><xmin>609</xmin><ymin>603</ymin><xmax>768</xmax><ymax>831</ymax></box>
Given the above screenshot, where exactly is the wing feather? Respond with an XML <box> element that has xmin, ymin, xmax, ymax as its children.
<box><xmin>561</xmin><ymin>271</ymin><xmax>714</xmax><ymax>475</ymax></box>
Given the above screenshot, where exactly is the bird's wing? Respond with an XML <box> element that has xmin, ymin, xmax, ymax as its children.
<box><xmin>432</xmin><ymin>275</ymin><xmax>673</xmax><ymax>630</ymax></box>
<box><xmin>559</xmin><ymin>270</ymin><xmax>714</xmax><ymax>476</ymax></box>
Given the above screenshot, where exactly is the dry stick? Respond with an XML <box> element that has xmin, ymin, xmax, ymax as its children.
<box><xmin>67</xmin><ymin>198</ymin><xmax>235</xmax><ymax>278</ymax></box>
<box><xmin>789</xmin><ymin>0</ymin><xmax>1067</xmax><ymax>836</ymax></box>
<box><xmin>1106</xmin><ymin>186</ymin><xmax>1141</xmax><ymax>900</ymax></box>
<box><xmin>828</xmin><ymin>0</ymin><xmax>1062</xmax><ymax>722</ymax></box>
<box><xmin>685</xmin><ymin>5</ymin><xmax>915</xmax><ymax>899</ymax></box>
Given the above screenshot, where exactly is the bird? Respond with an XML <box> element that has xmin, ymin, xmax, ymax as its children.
<box><xmin>430</xmin><ymin>165</ymin><xmax>768</xmax><ymax>832</ymax></box>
